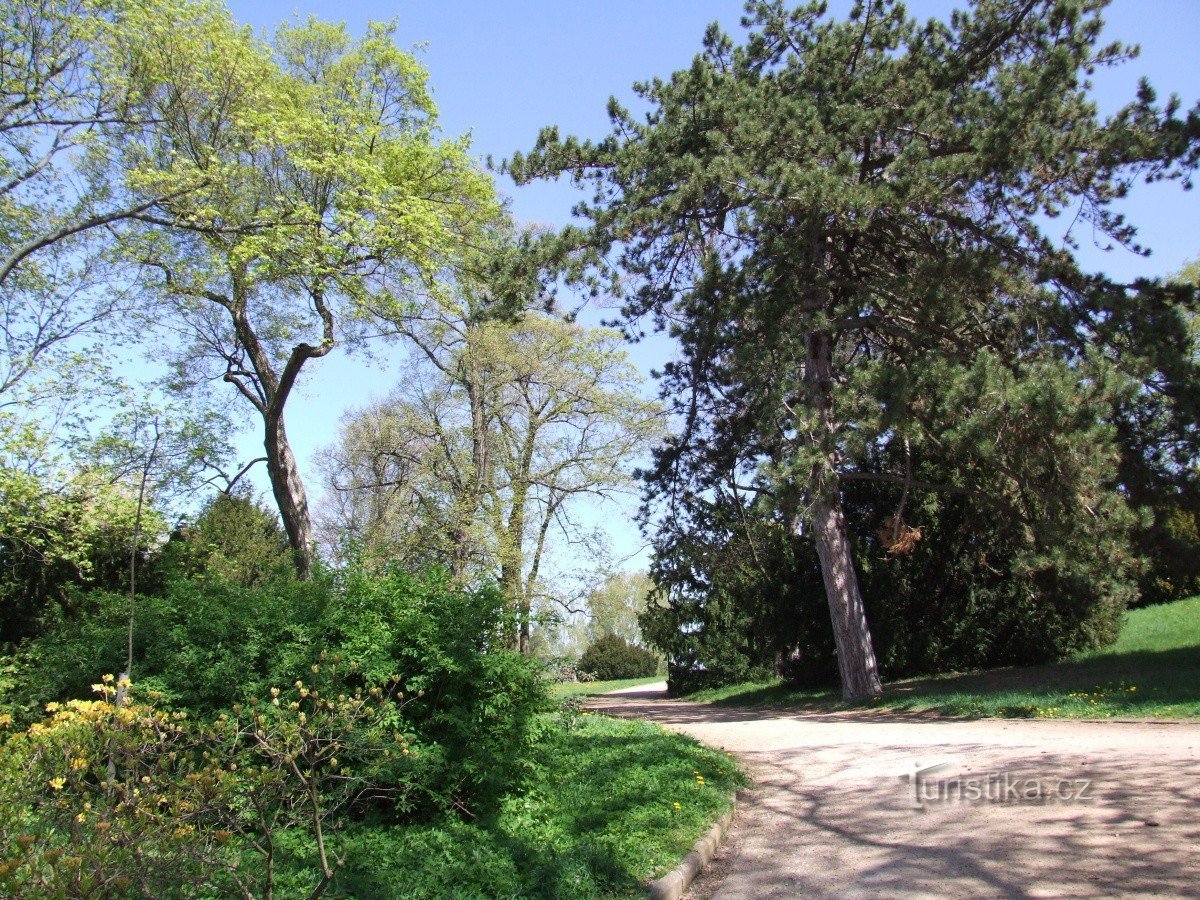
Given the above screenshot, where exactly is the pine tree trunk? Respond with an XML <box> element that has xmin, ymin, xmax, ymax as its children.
<box><xmin>812</xmin><ymin>491</ymin><xmax>882</xmax><ymax>700</ymax></box>
<box><xmin>265</xmin><ymin>413</ymin><xmax>315</xmax><ymax>580</ymax></box>
<box><xmin>805</xmin><ymin>328</ymin><xmax>882</xmax><ymax>700</ymax></box>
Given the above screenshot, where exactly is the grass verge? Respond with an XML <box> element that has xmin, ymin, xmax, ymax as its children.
<box><xmin>552</xmin><ymin>676</ymin><xmax>665</xmax><ymax>698</ymax></box>
<box><xmin>334</xmin><ymin>712</ymin><xmax>742</xmax><ymax>898</ymax></box>
<box><xmin>687</xmin><ymin>595</ymin><xmax>1200</xmax><ymax>720</ymax></box>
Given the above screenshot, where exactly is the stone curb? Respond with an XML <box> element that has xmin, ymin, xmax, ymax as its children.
<box><xmin>647</xmin><ymin>799</ymin><xmax>737</xmax><ymax>900</ymax></box>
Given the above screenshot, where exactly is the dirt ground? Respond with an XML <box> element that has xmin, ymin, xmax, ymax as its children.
<box><xmin>587</xmin><ymin>684</ymin><xmax>1200</xmax><ymax>898</ymax></box>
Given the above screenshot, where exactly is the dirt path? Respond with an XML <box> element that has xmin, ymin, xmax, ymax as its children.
<box><xmin>587</xmin><ymin>684</ymin><xmax>1200</xmax><ymax>898</ymax></box>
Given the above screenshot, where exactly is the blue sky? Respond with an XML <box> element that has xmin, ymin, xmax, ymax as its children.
<box><xmin>218</xmin><ymin>0</ymin><xmax>1200</xmax><ymax>570</ymax></box>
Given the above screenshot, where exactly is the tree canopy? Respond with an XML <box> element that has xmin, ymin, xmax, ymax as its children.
<box><xmin>509</xmin><ymin>0</ymin><xmax>1200</xmax><ymax>698</ymax></box>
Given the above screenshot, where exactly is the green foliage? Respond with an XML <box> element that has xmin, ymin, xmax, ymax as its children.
<box><xmin>643</xmin><ymin>359</ymin><xmax>1136</xmax><ymax>693</ymax></box>
<box><xmin>26</xmin><ymin>566</ymin><xmax>550</xmax><ymax>818</ymax></box>
<box><xmin>687</xmin><ymin>595</ymin><xmax>1200</xmax><ymax>720</ymax></box>
<box><xmin>581</xmin><ymin>571</ymin><xmax>655</xmax><ymax>647</ymax></box>
<box><xmin>511</xmin><ymin>0</ymin><xmax>1200</xmax><ymax>698</ymax></box>
<box><xmin>328</xmin><ymin>568</ymin><xmax>551</xmax><ymax>814</ymax></box>
<box><xmin>332</xmin><ymin>713</ymin><xmax>742</xmax><ymax>899</ymax></box>
<box><xmin>1111</xmin><ymin>262</ymin><xmax>1200</xmax><ymax>606</ymax></box>
<box><xmin>0</xmin><ymin>663</ymin><xmax>406</xmax><ymax>898</ymax></box>
<box><xmin>24</xmin><ymin>576</ymin><xmax>329</xmax><ymax>713</ymax></box>
<box><xmin>155</xmin><ymin>491</ymin><xmax>295</xmax><ymax>588</ymax></box>
<box><xmin>578</xmin><ymin>634</ymin><xmax>659</xmax><ymax>682</ymax></box>
<box><xmin>0</xmin><ymin>450</ymin><xmax>152</xmax><ymax>645</ymax></box>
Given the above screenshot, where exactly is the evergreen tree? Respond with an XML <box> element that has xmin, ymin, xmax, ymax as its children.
<box><xmin>509</xmin><ymin>0</ymin><xmax>1200</xmax><ymax>698</ymax></box>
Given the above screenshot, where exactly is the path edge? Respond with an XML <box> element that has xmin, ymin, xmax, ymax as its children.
<box><xmin>647</xmin><ymin>798</ymin><xmax>737</xmax><ymax>900</ymax></box>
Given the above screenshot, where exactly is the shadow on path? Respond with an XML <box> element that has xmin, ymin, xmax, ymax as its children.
<box><xmin>586</xmin><ymin>687</ymin><xmax>1200</xmax><ymax>898</ymax></box>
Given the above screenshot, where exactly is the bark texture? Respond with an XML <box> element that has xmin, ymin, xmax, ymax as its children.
<box><xmin>812</xmin><ymin>492</ymin><xmax>882</xmax><ymax>700</ymax></box>
<box><xmin>807</xmin><ymin>329</ymin><xmax>882</xmax><ymax>700</ymax></box>
<box><xmin>265</xmin><ymin>413</ymin><xmax>315</xmax><ymax>581</ymax></box>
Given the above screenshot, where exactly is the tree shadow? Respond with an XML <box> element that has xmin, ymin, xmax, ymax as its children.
<box><xmin>691</xmin><ymin>741</ymin><xmax>1200</xmax><ymax>898</ymax></box>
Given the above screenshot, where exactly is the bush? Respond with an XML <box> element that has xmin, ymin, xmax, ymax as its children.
<box><xmin>578</xmin><ymin>634</ymin><xmax>659</xmax><ymax>682</ymax></box>
<box><xmin>0</xmin><ymin>666</ymin><xmax>404</xmax><ymax>899</ymax></box>
<box><xmin>23</xmin><ymin>575</ymin><xmax>330</xmax><ymax>713</ymax></box>
<box><xmin>152</xmin><ymin>491</ymin><xmax>295</xmax><ymax>589</ymax></box>
<box><xmin>326</xmin><ymin>568</ymin><xmax>551</xmax><ymax>816</ymax></box>
<box><xmin>24</xmin><ymin>566</ymin><xmax>551</xmax><ymax>820</ymax></box>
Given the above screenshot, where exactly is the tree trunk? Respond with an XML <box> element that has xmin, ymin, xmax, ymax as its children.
<box><xmin>518</xmin><ymin>605</ymin><xmax>531</xmax><ymax>655</ymax></box>
<box><xmin>449</xmin><ymin>358</ymin><xmax>492</xmax><ymax>581</ymax></box>
<box><xmin>805</xmin><ymin>328</ymin><xmax>882</xmax><ymax>700</ymax></box>
<box><xmin>264</xmin><ymin>413</ymin><xmax>315</xmax><ymax>580</ymax></box>
<box><xmin>811</xmin><ymin>491</ymin><xmax>882</xmax><ymax>700</ymax></box>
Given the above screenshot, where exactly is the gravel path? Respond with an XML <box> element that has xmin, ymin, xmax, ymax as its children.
<box><xmin>586</xmin><ymin>684</ymin><xmax>1200</xmax><ymax>898</ymax></box>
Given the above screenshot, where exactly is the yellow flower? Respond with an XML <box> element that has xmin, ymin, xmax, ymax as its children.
<box><xmin>0</xmin><ymin>714</ymin><xmax>12</xmax><ymax>727</ymax></box>
<box><xmin>672</xmin><ymin>802</ymin><xmax>681</xmax><ymax>809</ymax></box>
<box><xmin>47</xmin><ymin>777</ymin><xmax>65</xmax><ymax>791</ymax></box>
<box><xmin>70</xmin><ymin>758</ymin><xmax>88</xmax><ymax>771</ymax></box>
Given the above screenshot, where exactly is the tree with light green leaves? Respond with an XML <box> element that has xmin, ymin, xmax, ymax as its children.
<box><xmin>509</xmin><ymin>0</ymin><xmax>1200</xmax><ymax>698</ymax></box>
<box><xmin>0</xmin><ymin>0</ymin><xmax>221</xmax><ymax>408</ymax></box>
<box><xmin>322</xmin><ymin>310</ymin><xmax>661</xmax><ymax>651</ymax></box>
<box><xmin>115</xmin><ymin>9</ymin><xmax>498</xmax><ymax>579</ymax></box>
<box><xmin>582</xmin><ymin>569</ymin><xmax>656</xmax><ymax>647</ymax></box>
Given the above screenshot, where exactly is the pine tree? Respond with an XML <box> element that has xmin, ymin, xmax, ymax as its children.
<box><xmin>509</xmin><ymin>0</ymin><xmax>1200</xmax><ymax>698</ymax></box>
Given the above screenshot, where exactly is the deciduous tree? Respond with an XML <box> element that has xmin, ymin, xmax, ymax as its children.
<box><xmin>119</xmin><ymin>14</ymin><xmax>496</xmax><ymax>578</ymax></box>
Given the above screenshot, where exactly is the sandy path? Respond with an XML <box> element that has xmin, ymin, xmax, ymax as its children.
<box><xmin>586</xmin><ymin>685</ymin><xmax>1200</xmax><ymax>898</ymax></box>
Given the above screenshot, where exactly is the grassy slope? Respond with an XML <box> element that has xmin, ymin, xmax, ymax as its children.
<box><xmin>336</xmin><ymin>713</ymin><xmax>742</xmax><ymax>899</ymax></box>
<box><xmin>551</xmin><ymin>676</ymin><xmax>664</xmax><ymax>698</ymax></box>
<box><xmin>688</xmin><ymin>595</ymin><xmax>1200</xmax><ymax>719</ymax></box>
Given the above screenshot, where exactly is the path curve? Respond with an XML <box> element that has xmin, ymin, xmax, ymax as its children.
<box><xmin>587</xmin><ymin>684</ymin><xmax>1200</xmax><ymax>898</ymax></box>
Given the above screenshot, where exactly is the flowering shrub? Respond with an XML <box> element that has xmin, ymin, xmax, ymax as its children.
<box><xmin>0</xmin><ymin>660</ymin><xmax>407</xmax><ymax>899</ymax></box>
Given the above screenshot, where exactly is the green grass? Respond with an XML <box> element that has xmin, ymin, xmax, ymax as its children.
<box><xmin>334</xmin><ymin>713</ymin><xmax>743</xmax><ymax>898</ymax></box>
<box><xmin>687</xmin><ymin>595</ymin><xmax>1200</xmax><ymax>720</ymax></box>
<box><xmin>551</xmin><ymin>676</ymin><xmax>664</xmax><ymax>698</ymax></box>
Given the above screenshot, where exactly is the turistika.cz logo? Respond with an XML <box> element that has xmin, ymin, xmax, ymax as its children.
<box><xmin>901</xmin><ymin>762</ymin><xmax>1095</xmax><ymax>810</ymax></box>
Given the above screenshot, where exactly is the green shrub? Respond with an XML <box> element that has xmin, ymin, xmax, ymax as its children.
<box><xmin>152</xmin><ymin>491</ymin><xmax>295</xmax><ymax>589</ymax></box>
<box><xmin>0</xmin><ymin>665</ymin><xmax>404</xmax><ymax>899</ymax></box>
<box><xmin>328</xmin><ymin>568</ymin><xmax>551</xmax><ymax>816</ymax></box>
<box><xmin>23</xmin><ymin>575</ymin><xmax>330</xmax><ymax>712</ymax></box>
<box><xmin>25</xmin><ymin>566</ymin><xmax>551</xmax><ymax>821</ymax></box>
<box><xmin>578</xmin><ymin>634</ymin><xmax>659</xmax><ymax>682</ymax></box>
